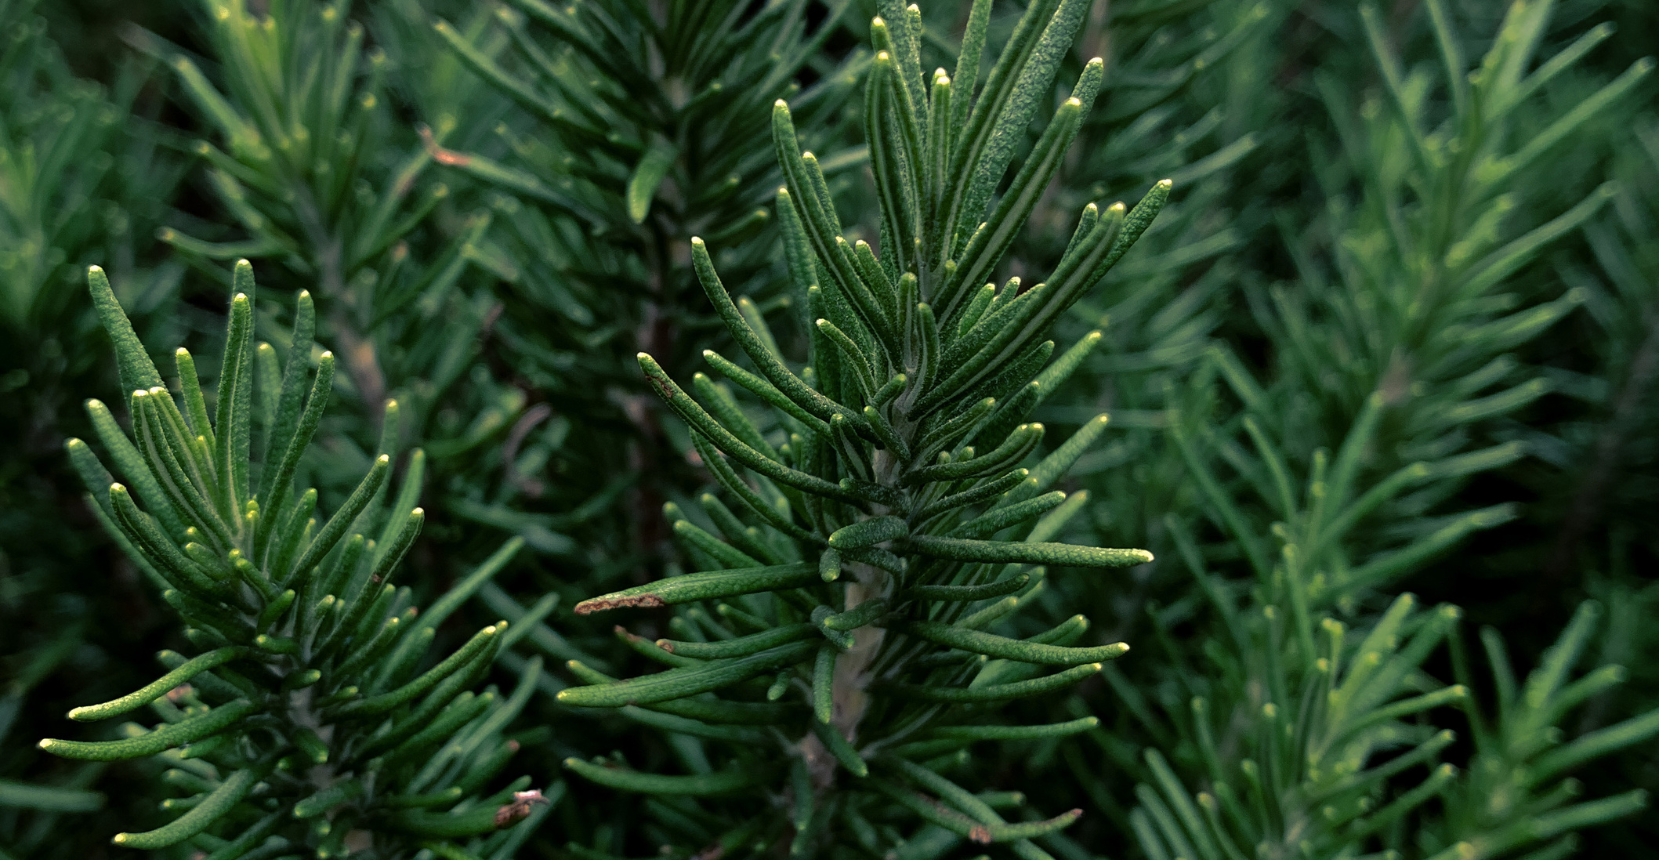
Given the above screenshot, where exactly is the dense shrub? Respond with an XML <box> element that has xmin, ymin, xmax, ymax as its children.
<box><xmin>1</xmin><ymin>1</ymin><xmax>1654</xmax><ymax>858</ymax></box>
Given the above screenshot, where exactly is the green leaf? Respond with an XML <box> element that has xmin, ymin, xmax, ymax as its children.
<box><xmin>557</xmin><ymin>640</ymin><xmax>819</xmax><ymax>708</ymax></box>
<box><xmin>659</xmin><ymin>624</ymin><xmax>818</xmax><ymax>660</ymax></box>
<box><xmin>254</xmin><ymin>343</ymin><xmax>279</xmax><ymax>428</ymax></box>
<box><xmin>256</xmin><ymin>290</ymin><xmax>315</xmax><ymax>492</ymax></box>
<box><xmin>879</xmin><ymin>663</ymin><xmax>1102</xmax><ymax>702</ymax></box>
<box><xmin>866</xmin><ymin>47</ymin><xmax>923</xmax><ymax>277</ymax></box>
<box><xmin>1090</xmin><ymin>179</ymin><xmax>1170</xmax><ymax>278</ymax></box>
<box><xmin>923</xmin><ymin>717</ymin><xmax>1098</xmax><ymax>742</ymax></box>
<box><xmin>69</xmin><ymin>647</ymin><xmax>248</xmax><ymax>722</ymax></box>
<box><xmin>108</xmin><ymin>483</ymin><xmax>222</xmax><ymax>595</ymax></box>
<box><xmin>255</xmin><ymin>351</ymin><xmax>335</xmax><ymax>552</ymax></box>
<box><xmin>576</xmin><ymin>563</ymin><xmax>819</xmax><ymax>614</ymax></box>
<box><xmin>216</xmin><ymin>263</ymin><xmax>256</xmax><ymax>510</ymax></box>
<box><xmin>813</xmin><ymin>642</ymin><xmax>837</xmax><ymax>723</ymax></box>
<box><xmin>0</xmin><ymin>780</ymin><xmax>104</xmax><ymax>813</ymax></box>
<box><xmin>829</xmin><ymin>516</ymin><xmax>908</xmax><ymax>550</ymax></box>
<box><xmin>918</xmin><ymin>469</ymin><xmax>1031</xmax><ymax>524</ymax></box>
<box><xmin>131</xmin><ymin>391</ymin><xmax>233</xmax><ymax>549</ymax></box>
<box><xmin>195</xmin><ymin>812</ymin><xmax>283</xmax><ymax>860</ymax></box>
<box><xmin>638</xmin><ymin>353</ymin><xmax>862</xmax><ymax>504</ymax></box>
<box><xmin>564</xmin><ymin>758</ymin><xmax>758</xmax><ymax>795</ymax></box>
<box><xmin>904</xmin><ymin>424</ymin><xmax>1044</xmax><ymax>486</ymax></box>
<box><xmin>41</xmin><ymin>699</ymin><xmax>260</xmax><ymax>761</ymax></box>
<box><xmin>1528</xmin><ymin>708</ymin><xmax>1659</xmax><ymax>788</ymax></box>
<box><xmin>945</xmin><ymin>0</ymin><xmax>1075</xmax><ymax>252</ymax></box>
<box><xmin>286</xmin><ymin>453</ymin><xmax>388</xmax><ymax>586</ymax></box>
<box><xmin>411</xmin><ymin>536</ymin><xmax>526</xmax><ymax>635</ymax></box>
<box><xmin>812</xmin><ymin>720</ymin><xmax>869</xmax><ymax>778</ymax></box>
<box><xmin>686</xmin><ymin>237</ymin><xmax>862</xmax><ymax>428</ymax></box>
<box><xmin>329</xmin><ymin>624</ymin><xmax>502</xmax><ymax>719</ymax></box>
<box><xmin>946</xmin><ymin>83</ymin><xmax>1093</xmax><ymax>319</ymax></box>
<box><xmin>86</xmin><ymin>399</ymin><xmax>186</xmax><ymax>539</ymax></box>
<box><xmin>111</xmin><ymin>767</ymin><xmax>260</xmax><ymax>849</ymax></box>
<box><xmin>388</xmin><ymin>805</ymin><xmax>502</xmax><ymax>837</ymax></box>
<box><xmin>292</xmin><ymin>777</ymin><xmax>363</xmax><ymax>819</ymax></box>
<box><xmin>893</xmin><ymin>620</ymin><xmax>1128</xmax><ymax>666</ymax></box>
<box><xmin>1485</xmin><ymin>59</ymin><xmax>1654</xmax><ymax>189</ymax></box>
<box><xmin>903</xmin><ymin>536</ymin><xmax>1150</xmax><ymax>569</ymax></box>
<box><xmin>627</xmin><ymin>136</ymin><xmax>678</xmax><ymax>223</ymax></box>
<box><xmin>87</xmin><ymin>266</ymin><xmax>164</xmax><ymax>401</ymax></box>
<box><xmin>905</xmin><ymin>574</ymin><xmax>1029</xmax><ymax>603</ymax></box>
<box><xmin>950</xmin><ymin>491</ymin><xmax>1064</xmax><ymax>540</ymax></box>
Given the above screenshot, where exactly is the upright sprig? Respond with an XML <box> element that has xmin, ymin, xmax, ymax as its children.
<box><xmin>1131</xmin><ymin>587</ymin><xmax>1659</xmax><ymax>860</ymax></box>
<box><xmin>42</xmin><ymin>261</ymin><xmax>546</xmax><ymax>857</ymax></box>
<box><xmin>430</xmin><ymin>0</ymin><xmax>863</xmax><ymax>358</ymax></box>
<box><xmin>1118</xmin><ymin>2</ymin><xmax>1659</xmax><ymax>857</ymax></box>
<box><xmin>1177</xmin><ymin>0</ymin><xmax>1655</xmax><ymax>611</ymax></box>
<box><xmin>1433</xmin><ymin>602</ymin><xmax>1659</xmax><ymax>860</ymax></box>
<box><xmin>1131</xmin><ymin>591</ymin><xmax>1472</xmax><ymax>860</ymax></box>
<box><xmin>430</xmin><ymin>0</ymin><xmax>869</xmax><ymax>582</ymax></box>
<box><xmin>556</xmin><ymin>1</ymin><xmax>1168</xmax><ymax>856</ymax></box>
<box><xmin>156</xmin><ymin>0</ymin><xmax>491</xmax><ymax>418</ymax></box>
<box><xmin>0</xmin><ymin>0</ymin><xmax>175</xmax><ymax>330</ymax></box>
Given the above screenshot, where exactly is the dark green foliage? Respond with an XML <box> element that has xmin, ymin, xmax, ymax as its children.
<box><xmin>2</xmin><ymin>0</ymin><xmax>1657</xmax><ymax>858</ymax></box>
<box><xmin>427</xmin><ymin>0</ymin><xmax>868</xmax><ymax>582</ymax></box>
<box><xmin>1045</xmin><ymin>2</ymin><xmax>1659</xmax><ymax>858</ymax></box>
<box><xmin>0</xmin><ymin>1</ymin><xmax>185</xmax><ymax>852</ymax></box>
<box><xmin>138</xmin><ymin>0</ymin><xmax>531</xmax><ymax>573</ymax></box>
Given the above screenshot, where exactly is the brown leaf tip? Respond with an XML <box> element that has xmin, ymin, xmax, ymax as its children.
<box><xmin>575</xmin><ymin>594</ymin><xmax>665</xmax><ymax>615</ymax></box>
<box><xmin>494</xmin><ymin>788</ymin><xmax>550</xmax><ymax>828</ymax></box>
<box><xmin>418</xmin><ymin>124</ymin><xmax>471</xmax><ymax>167</ymax></box>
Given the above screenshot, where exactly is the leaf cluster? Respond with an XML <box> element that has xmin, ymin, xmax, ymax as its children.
<box><xmin>42</xmin><ymin>261</ymin><xmax>543</xmax><ymax>857</ymax></box>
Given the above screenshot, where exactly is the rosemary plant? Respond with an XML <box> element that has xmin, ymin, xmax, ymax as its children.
<box><xmin>40</xmin><ymin>261</ymin><xmax>546</xmax><ymax>856</ymax></box>
<box><xmin>427</xmin><ymin>0</ymin><xmax>869</xmax><ymax>585</ymax></box>
<box><xmin>5</xmin><ymin>1</ymin><xmax>1659</xmax><ymax>858</ymax></box>
<box><xmin>1112</xmin><ymin>3</ymin><xmax>1659</xmax><ymax>858</ymax></box>
<box><xmin>147</xmin><ymin>0</ymin><xmax>520</xmax><ymax>490</ymax></box>
<box><xmin>0</xmin><ymin>0</ymin><xmax>181</xmax><ymax>845</ymax></box>
<box><xmin>557</xmin><ymin>0</ymin><xmax>1168</xmax><ymax>855</ymax></box>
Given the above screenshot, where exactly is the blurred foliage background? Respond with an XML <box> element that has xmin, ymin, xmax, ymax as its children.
<box><xmin>1</xmin><ymin>0</ymin><xmax>1653</xmax><ymax>857</ymax></box>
